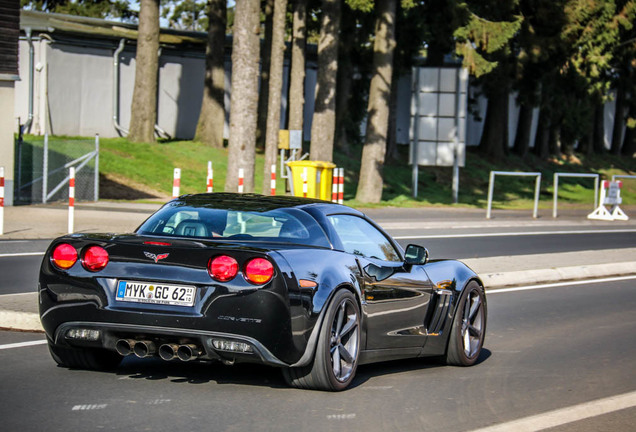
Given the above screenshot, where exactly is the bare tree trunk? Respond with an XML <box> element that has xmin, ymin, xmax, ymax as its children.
<box><xmin>195</xmin><ymin>0</ymin><xmax>227</xmax><ymax>148</ymax></box>
<box><xmin>334</xmin><ymin>25</ymin><xmax>354</xmax><ymax>154</ymax></box>
<box><xmin>356</xmin><ymin>0</ymin><xmax>397</xmax><ymax>204</ymax></box>
<box><xmin>479</xmin><ymin>89</ymin><xmax>508</xmax><ymax>158</ymax></box>
<box><xmin>256</xmin><ymin>0</ymin><xmax>275</xmax><ymax>150</ymax></box>
<box><xmin>610</xmin><ymin>81</ymin><xmax>626</xmax><ymax>155</ymax></box>
<box><xmin>386</xmin><ymin>69</ymin><xmax>399</xmax><ymax>161</ymax></box>
<box><xmin>225</xmin><ymin>0</ymin><xmax>261</xmax><ymax>193</ymax></box>
<box><xmin>512</xmin><ymin>102</ymin><xmax>533</xmax><ymax>158</ymax></box>
<box><xmin>128</xmin><ymin>0</ymin><xmax>159</xmax><ymax>143</ymax></box>
<box><xmin>533</xmin><ymin>105</ymin><xmax>550</xmax><ymax>158</ymax></box>
<box><xmin>548</xmin><ymin>120</ymin><xmax>561</xmax><ymax>157</ymax></box>
<box><xmin>593</xmin><ymin>101</ymin><xmax>605</xmax><ymax>154</ymax></box>
<box><xmin>287</xmin><ymin>0</ymin><xmax>307</xmax><ymax>133</ymax></box>
<box><xmin>621</xmin><ymin>101</ymin><xmax>636</xmax><ymax>156</ymax></box>
<box><xmin>262</xmin><ymin>0</ymin><xmax>289</xmax><ymax>193</ymax></box>
<box><xmin>309</xmin><ymin>0</ymin><xmax>342</xmax><ymax>162</ymax></box>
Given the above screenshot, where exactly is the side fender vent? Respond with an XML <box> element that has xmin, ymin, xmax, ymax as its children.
<box><xmin>426</xmin><ymin>290</ymin><xmax>453</xmax><ymax>336</ymax></box>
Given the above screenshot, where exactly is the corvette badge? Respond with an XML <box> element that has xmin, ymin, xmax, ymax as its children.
<box><xmin>144</xmin><ymin>252</ymin><xmax>169</xmax><ymax>263</ymax></box>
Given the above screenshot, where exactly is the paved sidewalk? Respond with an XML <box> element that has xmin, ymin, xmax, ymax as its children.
<box><xmin>0</xmin><ymin>201</ymin><xmax>634</xmax><ymax>332</ymax></box>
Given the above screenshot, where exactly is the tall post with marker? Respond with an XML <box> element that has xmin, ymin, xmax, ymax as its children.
<box><xmin>238</xmin><ymin>168</ymin><xmax>244</xmax><ymax>193</ymax></box>
<box><xmin>270</xmin><ymin>165</ymin><xmax>276</xmax><ymax>196</ymax></box>
<box><xmin>172</xmin><ymin>168</ymin><xmax>181</xmax><ymax>198</ymax></box>
<box><xmin>338</xmin><ymin>168</ymin><xmax>344</xmax><ymax>204</ymax></box>
<box><xmin>0</xmin><ymin>166</ymin><xmax>4</xmax><ymax>236</ymax></box>
<box><xmin>68</xmin><ymin>167</ymin><xmax>75</xmax><ymax>233</ymax></box>
<box><xmin>332</xmin><ymin>168</ymin><xmax>338</xmax><ymax>203</ymax></box>
<box><xmin>207</xmin><ymin>161</ymin><xmax>213</xmax><ymax>193</ymax></box>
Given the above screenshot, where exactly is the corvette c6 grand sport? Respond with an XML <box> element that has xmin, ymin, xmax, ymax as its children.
<box><xmin>39</xmin><ymin>193</ymin><xmax>487</xmax><ymax>391</ymax></box>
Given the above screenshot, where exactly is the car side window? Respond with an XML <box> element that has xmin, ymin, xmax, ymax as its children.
<box><xmin>327</xmin><ymin>215</ymin><xmax>401</xmax><ymax>262</ymax></box>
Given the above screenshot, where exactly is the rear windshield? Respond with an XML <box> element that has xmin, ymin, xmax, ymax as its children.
<box><xmin>136</xmin><ymin>204</ymin><xmax>331</xmax><ymax>248</ymax></box>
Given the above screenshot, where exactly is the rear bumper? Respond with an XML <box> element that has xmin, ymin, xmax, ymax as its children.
<box><xmin>39</xmin><ymin>274</ymin><xmax>307</xmax><ymax>366</ymax></box>
<box><xmin>52</xmin><ymin>320</ymin><xmax>288</xmax><ymax>366</ymax></box>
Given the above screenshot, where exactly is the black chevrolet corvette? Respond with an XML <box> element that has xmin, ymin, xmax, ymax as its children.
<box><xmin>39</xmin><ymin>193</ymin><xmax>486</xmax><ymax>391</ymax></box>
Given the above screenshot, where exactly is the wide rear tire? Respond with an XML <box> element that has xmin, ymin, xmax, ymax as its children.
<box><xmin>282</xmin><ymin>290</ymin><xmax>360</xmax><ymax>391</ymax></box>
<box><xmin>445</xmin><ymin>281</ymin><xmax>487</xmax><ymax>366</ymax></box>
<box><xmin>48</xmin><ymin>342</ymin><xmax>122</xmax><ymax>371</ymax></box>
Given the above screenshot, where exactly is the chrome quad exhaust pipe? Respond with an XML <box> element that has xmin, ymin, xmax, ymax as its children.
<box><xmin>132</xmin><ymin>340</ymin><xmax>156</xmax><ymax>358</ymax></box>
<box><xmin>158</xmin><ymin>344</ymin><xmax>179</xmax><ymax>361</ymax></box>
<box><xmin>115</xmin><ymin>339</ymin><xmax>137</xmax><ymax>356</ymax></box>
<box><xmin>176</xmin><ymin>344</ymin><xmax>201</xmax><ymax>361</ymax></box>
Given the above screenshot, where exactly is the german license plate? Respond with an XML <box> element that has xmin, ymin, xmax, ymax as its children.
<box><xmin>116</xmin><ymin>280</ymin><xmax>196</xmax><ymax>307</ymax></box>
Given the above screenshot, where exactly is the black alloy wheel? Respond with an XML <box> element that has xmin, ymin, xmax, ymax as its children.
<box><xmin>445</xmin><ymin>281</ymin><xmax>487</xmax><ymax>366</ymax></box>
<box><xmin>282</xmin><ymin>289</ymin><xmax>361</xmax><ymax>391</ymax></box>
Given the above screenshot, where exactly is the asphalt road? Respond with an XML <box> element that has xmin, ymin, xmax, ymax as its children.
<box><xmin>1</xmin><ymin>278</ymin><xmax>634</xmax><ymax>432</ymax></box>
<box><xmin>1</xmin><ymin>227</ymin><xmax>634</xmax><ymax>295</ymax></box>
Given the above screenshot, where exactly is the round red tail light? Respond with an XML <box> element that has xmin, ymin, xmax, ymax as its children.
<box><xmin>208</xmin><ymin>255</ymin><xmax>239</xmax><ymax>282</ymax></box>
<box><xmin>244</xmin><ymin>258</ymin><xmax>274</xmax><ymax>285</ymax></box>
<box><xmin>51</xmin><ymin>243</ymin><xmax>78</xmax><ymax>270</ymax></box>
<box><xmin>82</xmin><ymin>246</ymin><xmax>109</xmax><ymax>272</ymax></box>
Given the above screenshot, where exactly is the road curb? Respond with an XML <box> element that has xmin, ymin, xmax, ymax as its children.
<box><xmin>0</xmin><ymin>310</ymin><xmax>43</xmax><ymax>332</ymax></box>
<box><xmin>481</xmin><ymin>261</ymin><xmax>636</xmax><ymax>289</ymax></box>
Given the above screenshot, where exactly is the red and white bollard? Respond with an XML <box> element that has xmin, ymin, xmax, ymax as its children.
<box><xmin>332</xmin><ymin>168</ymin><xmax>338</xmax><ymax>203</ymax></box>
<box><xmin>238</xmin><ymin>168</ymin><xmax>244</xmax><ymax>193</ymax></box>
<box><xmin>337</xmin><ymin>168</ymin><xmax>344</xmax><ymax>204</ymax></box>
<box><xmin>270</xmin><ymin>164</ymin><xmax>276</xmax><ymax>196</ymax></box>
<box><xmin>68</xmin><ymin>167</ymin><xmax>75</xmax><ymax>233</ymax></box>
<box><xmin>206</xmin><ymin>161</ymin><xmax>214</xmax><ymax>193</ymax></box>
<box><xmin>172</xmin><ymin>168</ymin><xmax>181</xmax><ymax>198</ymax></box>
<box><xmin>302</xmin><ymin>167</ymin><xmax>308</xmax><ymax>198</ymax></box>
<box><xmin>0</xmin><ymin>166</ymin><xmax>4</xmax><ymax>236</ymax></box>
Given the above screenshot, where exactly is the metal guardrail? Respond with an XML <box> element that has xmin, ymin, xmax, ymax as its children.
<box><xmin>553</xmin><ymin>173</ymin><xmax>599</xmax><ymax>218</ymax></box>
<box><xmin>486</xmin><ymin>171</ymin><xmax>541</xmax><ymax>219</ymax></box>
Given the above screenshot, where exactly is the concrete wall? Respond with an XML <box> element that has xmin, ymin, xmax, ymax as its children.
<box><xmin>0</xmin><ymin>81</ymin><xmax>16</xmax><ymax>206</ymax></box>
<box><xmin>14</xmin><ymin>37</ymin><xmax>319</xmax><ymax>141</ymax></box>
<box><xmin>14</xmin><ymin>37</ymin><xmax>622</xmax><ymax>150</ymax></box>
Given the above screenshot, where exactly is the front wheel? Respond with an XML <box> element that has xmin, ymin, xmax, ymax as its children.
<box><xmin>282</xmin><ymin>289</ymin><xmax>361</xmax><ymax>391</ymax></box>
<box><xmin>445</xmin><ymin>281</ymin><xmax>487</xmax><ymax>366</ymax></box>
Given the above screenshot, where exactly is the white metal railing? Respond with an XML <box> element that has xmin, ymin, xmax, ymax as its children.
<box><xmin>486</xmin><ymin>171</ymin><xmax>541</xmax><ymax>219</ymax></box>
<box><xmin>553</xmin><ymin>173</ymin><xmax>600</xmax><ymax>218</ymax></box>
<box><xmin>42</xmin><ymin>134</ymin><xmax>100</xmax><ymax>204</ymax></box>
<box><xmin>612</xmin><ymin>175</ymin><xmax>636</xmax><ymax>181</ymax></box>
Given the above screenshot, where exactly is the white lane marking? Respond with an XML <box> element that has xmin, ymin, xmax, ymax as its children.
<box><xmin>0</xmin><ymin>252</ymin><xmax>45</xmax><ymax>258</ymax></box>
<box><xmin>72</xmin><ymin>404</ymin><xmax>108</xmax><ymax>411</ymax></box>
<box><xmin>393</xmin><ymin>228</ymin><xmax>636</xmax><ymax>240</ymax></box>
<box><xmin>487</xmin><ymin>275</ymin><xmax>636</xmax><ymax>294</ymax></box>
<box><xmin>469</xmin><ymin>390</ymin><xmax>636</xmax><ymax>432</ymax></box>
<box><xmin>0</xmin><ymin>340</ymin><xmax>47</xmax><ymax>350</ymax></box>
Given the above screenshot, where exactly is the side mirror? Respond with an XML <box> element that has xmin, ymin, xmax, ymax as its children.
<box><xmin>405</xmin><ymin>244</ymin><xmax>429</xmax><ymax>265</ymax></box>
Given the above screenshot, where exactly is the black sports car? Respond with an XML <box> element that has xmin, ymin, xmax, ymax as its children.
<box><xmin>39</xmin><ymin>193</ymin><xmax>487</xmax><ymax>391</ymax></box>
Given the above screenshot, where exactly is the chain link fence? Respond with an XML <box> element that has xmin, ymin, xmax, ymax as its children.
<box><xmin>15</xmin><ymin>135</ymin><xmax>99</xmax><ymax>205</ymax></box>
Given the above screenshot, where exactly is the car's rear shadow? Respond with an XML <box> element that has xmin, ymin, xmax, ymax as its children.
<box><xmin>111</xmin><ymin>348</ymin><xmax>492</xmax><ymax>390</ymax></box>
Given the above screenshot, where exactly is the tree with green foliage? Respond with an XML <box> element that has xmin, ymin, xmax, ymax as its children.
<box><xmin>287</xmin><ymin>0</ymin><xmax>308</xmax><ymax>131</ymax></box>
<box><xmin>195</xmin><ymin>0</ymin><xmax>227</xmax><ymax>148</ymax></box>
<box><xmin>288</xmin><ymin>0</ymin><xmax>309</xmax><ymax>135</ymax></box>
<box><xmin>310</xmin><ymin>0</ymin><xmax>342</xmax><ymax>162</ymax></box>
<box><xmin>262</xmin><ymin>0</ymin><xmax>289</xmax><ymax>193</ymax></box>
<box><xmin>162</xmin><ymin>0</ymin><xmax>208</xmax><ymax>31</ymax></box>
<box><xmin>128</xmin><ymin>0</ymin><xmax>160</xmax><ymax>143</ymax></box>
<box><xmin>225</xmin><ymin>0</ymin><xmax>261</xmax><ymax>192</ymax></box>
<box><xmin>20</xmin><ymin>0</ymin><xmax>134</xmax><ymax>19</ymax></box>
<box><xmin>356</xmin><ymin>0</ymin><xmax>398</xmax><ymax>203</ymax></box>
<box><xmin>455</xmin><ymin>0</ymin><xmax>522</xmax><ymax>159</ymax></box>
